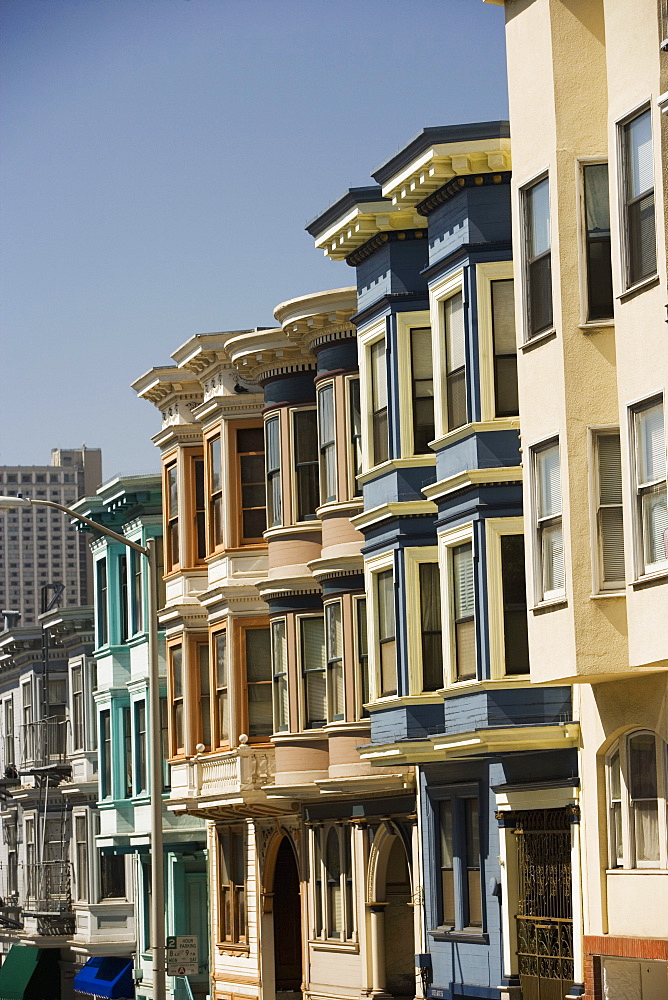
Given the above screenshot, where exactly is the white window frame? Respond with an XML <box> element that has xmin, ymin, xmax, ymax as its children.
<box><xmin>588</xmin><ymin>428</ymin><xmax>625</xmax><ymax>593</ymax></box>
<box><xmin>485</xmin><ymin>517</ymin><xmax>529</xmax><ymax>679</ymax></box>
<box><xmin>364</xmin><ymin>550</ymin><xmax>397</xmax><ymax>703</ymax></box>
<box><xmin>73</xmin><ymin>810</ymin><xmax>90</xmax><ymax>902</ymax></box>
<box><xmin>530</xmin><ymin>438</ymin><xmax>566</xmax><ymax>605</ymax></box>
<box><xmin>520</xmin><ymin>171</ymin><xmax>553</xmax><ymax>342</ymax></box>
<box><xmin>429</xmin><ymin>268</ymin><xmax>466</xmax><ymax>440</ymax></box>
<box><xmin>290</xmin><ymin>405</ymin><xmax>320</xmax><ymax>524</ymax></box>
<box><xmin>345</xmin><ymin>375</ymin><xmax>363</xmax><ymax>500</ymax></box>
<box><xmin>616</xmin><ymin>103</ymin><xmax>657</xmax><ymax>292</ymax></box>
<box><xmin>297</xmin><ymin>612</ymin><xmax>327</xmax><ymax>731</ymax></box>
<box><xmin>476</xmin><ymin>261</ymin><xmax>519</xmax><ymax>423</ymax></box>
<box><xmin>324</xmin><ymin>599</ymin><xmax>345</xmax><ymax>723</ymax></box>
<box><xmin>438</xmin><ymin>522</ymin><xmax>476</xmax><ymax>687</ymax></box>
<box><xmin>629</xmin><ymin>395</ymin><xmax>667</xmax><ymax>579</ymax></box>
<box><xmin>395</xmin><ymin>310</ymin><xmax>434</xmax><ymax>458</ymax></box>
<box><xmin>576</xmin><ymin>157</ymin><xmax>614</xmax><ymax>327</ymax></box>
<box><xmin>352</xmin><ymin>594</ymin><xmax>369</xmax><ymax>720</ymax></box>
<box><xmin>265</xmin><ymin>411</ymin><xmax>282</xmax><ymax>529</ymax></box>
<box><xmin>404</xmin><ymin>546</ymin><xmax>443</xmax><ymax>695</ymax></box>
<box><xmin>309</xmin><ymin>822</ymin><xmax>356</xmax><ymax>944</ymax></box>
<box><xmin>317</xmin><ymin>380</ymin><xmax>338</xmax><ymax>506</ymax></box>
<box><xmin>358</xmin><ymin>318</ymin><xmax>390</xmax><ymax>475</ymax></box>
<box><xmin>606</xmin><ymin>730</ymin><xmax>668</xmax><ymax>870</ymax></box>
<box><xmin>271</xmin><ymin>617</ymin><xmax>289</xmax><ymax>734</ymax></box>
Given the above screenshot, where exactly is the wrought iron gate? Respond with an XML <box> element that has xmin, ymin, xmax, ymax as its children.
<box><xmin>514</xmin><ymin>808</ymin><xmax>574</xmax><ymax>1000</ymax></box>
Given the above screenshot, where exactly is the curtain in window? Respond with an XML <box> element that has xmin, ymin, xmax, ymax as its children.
<box><xmin>629</xmin><ymin>733</ymin><xmax>659</xmax><ymax>863</ymax></box>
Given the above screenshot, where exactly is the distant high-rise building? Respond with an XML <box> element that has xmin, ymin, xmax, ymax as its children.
<box><xmin>0</xmin><ymin>447</ymin><xmax>102</xmax><ymax>624</ymax></box>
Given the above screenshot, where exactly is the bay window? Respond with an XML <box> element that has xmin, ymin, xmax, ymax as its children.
<box><xmin>293</xmin><ymin>409</ymin><xmax>319</xmax><ymax>521</ymax></box>
<box><xmin>325</xmin><ymin>601</ymin><xmax>344</xmax><ymax>722</ymax></box>
<box><xmin>265</xmin><ymin>416</ymin><xmax>282</xmax><ymax>528</ymax></box>
<box><xmin>236</xmin><ymin>427</ymin><xmax>266</xmax><ymax>543</ymax></box>
<box><xmin>632</xmin><ymin>399</ymin><xmax>667</xmax><ymax>575</ymax></box>
<box><xmin>271</xmin><ymin>619</ymin><xmax>288</xmax><ymax>733</ymax></box>
<box><xmin>243</xmin><ymin>626</ymin><xmax>272</xmax><ymax>739</ymax></box>
<box><xmin>169</xmin><ymin>644</ymin><xmax>184</xmax><ymax>755</ymax></box>
<box><xmin>534</xmin><ymin>440</ymin><xmax>564</xmax><ymax>600</ymax></box>
<box><xmin>370</xmin><ymin>339</ymin><xmax>389</xmax><ymax>466</ymax></box>
<box><xmin>318</xmin><ymin>385</ymin><xmax>337</xmax><ymax>504</ymax></box>
<box><xmin>411</xmin><ymin>327</ymin><xmax>435</xmax><ymax>452</ymax></box>
<box><xmin>213</xmin><ymin>630</ymin><xmax>229</xmax><ymax>746</ymax></box>
<box><xmin>301</xmin><ymin>615</ymin><xmax>326</xmax><ymax>729</ymax></box>
<box><xmin>208</xmin><ymin>435</ymin><xmax>223</xmax><ymax>549</ymax></box>
<box><xmin>621</xmin><ymin>108</ymin><xmax>656</xmax><ymax>287</ymax></box>
<box><xmin>445</xmin><ymin>293</ymin><xmax>467</xmax><ymax>430</ymax></box>
<box><xmin>376</xmin><ymin>568</ymin><xmax>397</xmax><ymax>697</ymax></box>
<box><xmin>523</xmin><ymin>175</ymin><xmax>552</xmax><ymax>338</ymax></box>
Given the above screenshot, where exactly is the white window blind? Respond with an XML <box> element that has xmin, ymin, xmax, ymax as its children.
<box><xmin>371</xmin><ymin>339</ymin><xmax>387</xmax><ymax>409</ymax></box>
<box><xmin>445</xmin><ymin>294</ymin><xmax>465</xmax><ymax>373</ymax></box>
<box><xmin>302</xmin><ymin>617</ymin><xmax>326</xmax><ymax>727</ymax></box>
<box><xmin>536</xmin><ymin>443</ymin><xmax>564</xmax><ymax>599</ymax></box>
<box><xmin>452</xmin><ymin>543</ymin><xmax>476</xmax><ymax>681</ymax></box>
<box><xmin>325</xmin><ymin>602</ymin><xmax>344</xmax><ymax>721</ymax></box>
<box><xmin>597</xmin><ymin>433</ymin><xmax>625</xmax><ymax>586</ymax></box>
<box><xmin>271</xmin><ymin>620</ymin><xmax>288</xmax><ymax>732</ymax></box>
<box><xmin>635</xmin><ymin>401</ymin><xmax>667</xmax><ymax>572</ymax></box>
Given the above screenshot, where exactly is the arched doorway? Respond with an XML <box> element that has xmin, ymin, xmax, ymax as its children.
<box><xmin>382</xmin><ymin>837</ymin><xmax>414</xmax><ymax>999</ymax></box>
<box><xmin>273</xmin><ymin>836</ymin><xmax>302</xmax><ymax>994</ymax></box>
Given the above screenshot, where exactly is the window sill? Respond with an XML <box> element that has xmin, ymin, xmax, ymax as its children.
<box><xmin>216</xmin><ymin>943</ymin><xmax>250</xmax><ymax>954</ymax></box>
<box><xmin>579</xmin><ymin>320</ymin><xmax>614</xmax><ymax>332</ymax></box>
<box><xmin>519</xmin><ymin>328</ymin><xmax>557</xmax><ymax>353</ymax></box>
<box><xmin>631</xmin><ymin>568</ymin><xmax>668</xmax><ymax>590</ymax></box>
<box><xmin>606</xmin><ymin>868</ymin><xmax>668</xmax><ymax>875</ymax></box>
<box><xmin>428</xmin><ymin>927</ymin><xmax>489</xmax><ymax>944</ymax></box>
<box><xmin>310</xmin><ymin>939</ymin><xmax>359</xmax><ymax>953</ymax></box>
<box><xmin>589</xmin><ymin>590</ymin><xmax>626</xmax><ymax>600</ymax></box>
<box><xmin>531</xmin><ymin>596</ymin><xmax>567</xmax><ymax>614</ymax></box>
<box><xmin>617</xmin><ymin>274</ymin><xmax>660</xmax><ymax>303</ymax></box>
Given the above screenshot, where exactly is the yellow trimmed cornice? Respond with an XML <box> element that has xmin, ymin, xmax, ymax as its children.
<box><xmin>225</xmin><ymin>326</ymin><xmax>315</xmax><ymax>382</ymax></box>
<box><xmin>314</xmin><ymin>204</ymin><xmax>427</xmax><ymax>261</ymax></box>
<box><xmin>423</xmin><ymin>466</ymin><xmax>522</xmax><ymax>503</ymax></box>
<box><xmin>381</xmin><ymin>137</ymin><xmax>511</xmax><ymax>210</ymax></box>
<box><xmin>351</xmin><ymin>499</ymin><xmax>437</xmax><ymax>531</ymax></box>
<box><xmin>359</xmin><ymin>722</ymin><xmax>580</xmax><ymax>765</ymax></box>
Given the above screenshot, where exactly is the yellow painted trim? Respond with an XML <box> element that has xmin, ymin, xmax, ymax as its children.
<box><xmin>429</xmin><ymin>268</ymin><xmax>465</xmax><ymax>439</ymax></box>
<box><xmin>403</xmin><ymin>546</ymin><xmax>440</xmax><ymax>695</ymax></box>
<box><xmin>358</xmin><ymin>319</ymin><xmax>387</xmax><ymax>476</ymax></box>
<box><xmin>430</xmin><ymin>417</ymin><xmax>520</xmax><ymax>452</ymax></box>
<box><xmin>351</xmin><ymin>500</ymin><xmax>437</xmax><ymax>530</ymax></box>
<box><xmin>476</xmin><ymin>261</ymin><xmax>515</xmax><ymax>422</ymax></box>
<box><xmin>395</xmin><ymin>309</ymin><xmax>432</xmax><ymax>458</ymax></box>
<box><xmin>424</xmin><ymin>466</ymin><xmax>522</xmax><ymax>502</ymax></box>
<box><xmin>485</xmin><ymin>517</ymin><xmax>525</xmax><ymax>680</ymax></box>
<box><xmin>357</xmin><ymin>455</ymin><xmax>437</xmax><ymax>487</ymax></box>
<box><xmin>364</xmin><ymin>550</ymin><xmax>395</xmax><ymax>704</ymax></box>
<box><xmin>438</xmin><ymin>521</ymin><xmax>474</xmax><ymax>687</ymax></box>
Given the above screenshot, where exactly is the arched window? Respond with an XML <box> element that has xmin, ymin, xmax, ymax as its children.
<box><xmin>606</xmin><ymin>730</ymin><xmax>668</xmax><ymax>869</ymax></box>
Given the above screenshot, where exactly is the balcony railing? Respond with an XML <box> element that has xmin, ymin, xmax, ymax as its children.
<box><xmin>20</xmin><ymin>717</ymin><xmax>69</xmax><ymax>770</ymax></box>
<box><xmin>170</xmin><ymin>742</ymin><xmax>277</xmax><ymax>813</ymax></box>
<box><xmin>22</xmin><ymin>860</ymin><xmax>73</xmax><ymax>916</ymax></box>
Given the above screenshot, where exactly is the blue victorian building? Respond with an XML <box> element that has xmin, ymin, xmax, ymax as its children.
<box><xmin>308</xmin><ymin>123</ymin><xmax>579</xmax><ymax>1000</ymax></box>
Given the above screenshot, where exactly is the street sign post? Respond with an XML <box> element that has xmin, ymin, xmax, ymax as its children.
<box><xmin>166</xmin><ymin>935</ymin><xmax>199</xmax><ymax>977</ymax></box>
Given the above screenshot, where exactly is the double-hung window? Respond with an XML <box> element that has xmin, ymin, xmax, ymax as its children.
<box><xmin>213</xmin><ymin>631</ymin><xmax>229</xmax><ymax>746</ymax></box>
<box><xmin>452</xmin><ymin>544</ymin><xmax>476</xmax><ymax>681</ymax></box>
<box><xmin>293</xmin><ymin>410</ymin><xmax>319</xmax><ymax>521</ymax></box>
<box><xmin>271</xmin><ymin>619</ymin><xmax>288</xmax><ymax>733</ymax></box>
<box><xmin>3</xmin><ymin>698</ymin><xmax>14</xmax><ymax>767</ymax></box>
<box><xmin>355</xmin><ymin>597</ymin><xmax>369</xmax><ymax>717</ymax></box>
<box><xmin>348</xmin><ymin>378</ymin><xmax>363</xmax><ymax>496</ymax></box>
<box><xmin>123</xmin><ymin>706</ymin><xmax>132</xmax><ymax>798</ymax></box>
<box><xmin>135</xmin><ymin>700</ymin><xmax>147</xmax><ymax>795</ymax></box>
<box><xmin>607</xmin><ymin>731</ymin><xmax>668</xmax><ymax>869</ymax></box>
<box><xmin>165</xmin><ymin>461</ymin><xmax>179</xmax><ymax>570</ymax></box>
<box><xmin>499</xmin><ymin>534</ymin><xmax>529</xmax><ymax>675</ymax></box>
<box><xmin>119</xmin><ymin>554</ymin><xmax>129</xmax><ymax>644</ymax></box>
<box><xmin>370</xmin><ymin>339</ymin><xmax>389</xmax><ymax>465</ymax></box>
<box><xmin>376</xmin><ymin>568</ymin><xmax>397</xmax><ymax>697</ymax></box>
<box><xmin>208</xmin><ymin>435</ymin><xmax>223</xmax><ymax>548</ymax></box>
<box><xmin>96</xmin><ymin>558</ymin><xmax>108</xmax><ymax>646</ymax></box>
<box><xmin>132</xmin><ymin>551</ymin><xmax>143</xmax><ymax>634</ymax></box>
<box><xmin>632</xmin><ymin>399</ymin><xmax>667</xmax><ymax>575</ymax></box>
<box><xmin>411</xmin><ymin>327</ymin><xmax>435</xmax><ymax>452</ymax></box>
<box><xmin>265</xmin><ymin>416</ymin><xmax>282</xmax><ymax>528</ymax></box>
<box><xmin>419</xmin><ymin>562</ymin><xmax>443</xmax><ymax>692</ymax></box>
<box><xmin>243</xmin><ymin>626</ymin><xmax>272</xmax><ymax>739</ymax></box>
<box><xmin>621</xmin><ymin>109</ymin><xmax>656</xmax><ymax>288</ymax></box>
<box><xmin>217</xmin><ymin>825</ymin><xmax>247</xmax><ymax>946</ymax></box>
<box><xmin>100</xmin><ymin>709</ymin><xmax>112</xmax><ymax>798</ymax></box>
<box><xmin>301</xmin><ymin>616</ymin><xmax>326</xmax><ymax>728</ymax></box>
<box><xmin>169</xmin><ymin>644</ymin><xmax>184</xmax><ymax>755</ymax></box>
<box><xmin>192</xmin><ymin>454</ymin><xmax>206</xmax><ymax>562</ymax></box>
<box><xmin>436</xmin><ymin>791</ymin><xmax>483</xmax><ymax>932</ymax></box>
<box><xmin>594</xmin><ymin>432</ymin><xmax>625</xmax><ymax>589</ymax></box>
<box><xmin>71</xmin><ymin>664</ymin><xmax>84</xmax><ymax>751</ymax></box>
<box><xmin>491</xmin><ymin>280</ymin><xmax>518</xmax><ymax>417</ymax></box>
<box><xmin>75</xmin><ymin>814</ymin><xmax>88</xmax><ymax>902</ymax></box>
<box><xmin>445</xmin><ymin>294</ymin><xmax>467</xmax><ymax>430</ymax></box>
<box><xmin>196</xmin><ymin>639</ymin><xmax>211</xmax><ymax>750</ymax></box>
<box><xmin>582</xmin><ymin>163</ymin><xmax>613</xmax><ymax>320</ymax></box>
<box><xmin>236</xmin><ymin>427</ymin><xmax>266</xmax><ymax>542</ymax></box>
<box><xmin>318</xmin><ymin>385</ymin><xmax>337</xmax><ymax>504</ymax></box>
<box><xmin>534</xmin><ymin>441</ymin><xmax>565</xmax><ymax>600</ymax></box>
<box><xmin>325</xmin><ymin>602</ymin><xmax>344</xmax><ymax>722</ymax></box>
<box><xmin>523</xmin><ymin>176</ymin><xmax>552</xmax><ymax>338</ymax></box>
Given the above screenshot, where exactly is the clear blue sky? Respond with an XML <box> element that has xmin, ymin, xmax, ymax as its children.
<box><xmin>1</xmin><ymin>0</ymin><xmax>508</xmax><ymax>480</ymax></box>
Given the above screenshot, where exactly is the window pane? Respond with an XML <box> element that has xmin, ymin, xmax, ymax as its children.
<box><xmin>294</xmin><ymin>410</ymin><xmax>320</xmax><ymax>521</ymax></box>
<box><xmin>371</xmin><ymin>340</ymin><xmax>388</xmax><ymax>465</ymax></box>
<box><xmin>349</xmin><ymin>379</ymin><xmax>363</xmax><ymax>492</ymax></box>
<box><xmin>419</xmin><ymin>562</ymin><xmax>443</xmax><ymax>692</ymax></box>
<box><xmin>439</xmin><ymin>800</ymin><xmax>455</xmax><ymax>926</ymax></box>
<box><xmin>541</xmin><ymin>522</ymin><xmax>564</xmax><ymax>594</ymax></box>
<box><xmin>302</xmin><ymin>617</ymin><xmax>326</xmax><ymax>727</ymax></box>
<box><xmin>583</xmin><ymin>163</ymin><xmax>613</xmax><ymax>320</ymax></box>
<box><xmin>629</xmin><ymin>732</ymin><xmax>657</xmax><ymax>799</ymax></box>
<box><xmin>318</xmin><ymin>386</ymin><xmax>337</xmax><ymax>503</ymax></box>
<box><xmin>625</xmin><ymin>110</ymin><xmax>653</xmax><ymax>199</ymax></box>
<box><xmin>271</xmin><ymin>620</ymin><xmax>288</xmax><ymax>732</ymax></box>
<box><xmin>527</xmin><ymin>177</ymin><xmax>550</xmax><ymax>257</ymax></box>
<box><xmin>453</xmin><ymin>544</ymin><xmax>474</xmax><ymax>619</ymax></box>
<box><xmin>246</xmin><ymin>628</ymin><xmax>272</xmax><ymax>737</ymax></box>
<box><xmin>445</xmin><ymin>294</ymin><xmax>465</xmax><ymax>373</ymax></box>
<box><xmin>492</xmin><ymin>280</ymin><xmax>519</xmax><ymax>417</ymax></box>
<box><xmin>500</xmin><ymin>535</ymin><xmax>529</xmax><ymax>675</ymax></box>
<box><xmin>411</xmin><ymin>328</ymin><xmax>434</xmax><ymax>453</ymax></box>
<box><xmin>636</xmin><ymin>404</ymin><xmax>665</xmax><ymax>485</ymax></box>
<box><xmin>465</xmin><ymin>799</ymin><xmax>482</xmax><ymax>928</ymax></box>
<box><xmin>537</xmin><ymin>445</ymin><xmax>561</xmax><ymax>518</ymax></box>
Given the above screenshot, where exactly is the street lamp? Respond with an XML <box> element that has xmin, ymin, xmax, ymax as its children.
<box><xmin>0</xmin><ymin>495</ymin><xmax>167</xmax><ymax>1000</ymax></box>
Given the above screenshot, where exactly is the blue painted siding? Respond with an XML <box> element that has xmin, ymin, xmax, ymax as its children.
<box><xmin>427</xmin><ymin>183</ymin><xmax>512</xmax><ymax>269</ymax></box>
<box><xmin>315</xmin><ymin>340</ymin><xmax>358</xmax><ymax>375</ymax></box>
<box><xmin>264</xmin><ymin>370</ymin><xmax>316</xmax><ymax>406</ymax></box>
<box><xmin>356</xmin><ymin>239</ymin><xmax>429</xmax><ymax>313</ymax></box>
<box><xmin>362</xmin><ymin>464</ymin><xmax>437</xmax><ymax>509</ymax></box>
<box><xmin>434</xmin><ymin>431</ymin><xmax>521</xmax><ymax>483</ymax></box>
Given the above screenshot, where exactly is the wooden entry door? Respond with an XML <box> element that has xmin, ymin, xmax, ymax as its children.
<box><xmin>514</xmin><ymin>808</ymin><xmax>575</xmax><ymax>1000</ymax></box>
<box><xmin>273</xmin><ymin>837</ymin><xmax>302</xmax><ymax>990</ymax></box>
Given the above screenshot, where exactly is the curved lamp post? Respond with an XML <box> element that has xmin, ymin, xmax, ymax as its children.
<box><xmin>0</xmin><ymin>495</ymin><xmax>166</xmax><ymax>1000</ymax></box>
